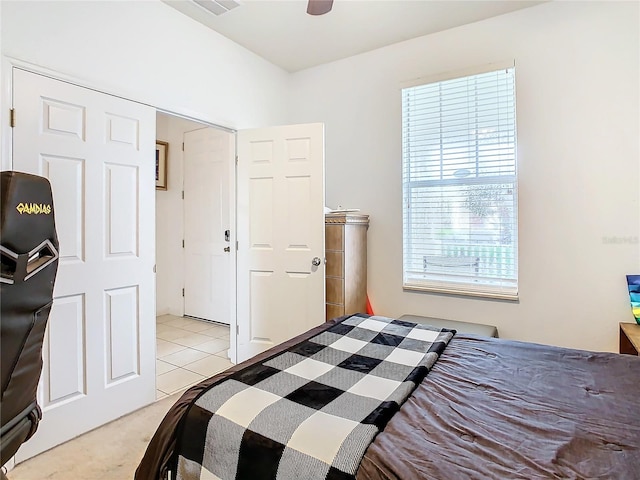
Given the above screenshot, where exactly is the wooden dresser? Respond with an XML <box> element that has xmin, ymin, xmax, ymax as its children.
<box><xmin>325</xmin><ymin>213</ymin><xmax>369</xmax><ymax>321</ymax></box>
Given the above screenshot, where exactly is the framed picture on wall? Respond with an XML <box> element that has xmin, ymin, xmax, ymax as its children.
<box><xmin>155</xmin><ymin>141</ymin><xmax>168</xmax><ymax>190</ymax></box>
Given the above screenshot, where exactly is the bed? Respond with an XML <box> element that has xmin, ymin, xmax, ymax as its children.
<box><xmin>136</xmin><ymin>314</ymin><xmax>640</xmax><ymax>480</ymax></box>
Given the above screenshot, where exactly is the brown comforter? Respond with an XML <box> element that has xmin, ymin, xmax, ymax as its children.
<box><xmin>136</xmin><ymin>319</ymin><xmax>640</xmax><ymax>480</ymax></box>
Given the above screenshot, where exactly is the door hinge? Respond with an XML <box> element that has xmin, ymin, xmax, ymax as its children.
<box><xmin>9</xmin><ymin>109</ymin><xmax>15</xmax><ymax>128</ymax></box>
<box><xmin>236</xmin><ymin>241</ymin><xmax>238</xmax><ymax>251</ymax></box>
<box><xmin>236</xmin><ymin>324</ymin><xmax>239</xmax><ymax>335</ymax></box>
<box><xmin>182</xmin><ymin>239</ymin><xmax>185</xmax><ymax>248</ymax></box>
<box><xmin>181</xmin><ymin>190</ymin><xmax>184</xmax><ymax>200</ymax></box>
<box><xmin>182</xmin><ymin>142</ymin><xmax>184</xmax><ymax>151</ymax></box>
<box><xmin>235</xmin><ymin>155</ymin><xmax>238</xmax><ymax>165</ymax></box>
<box><xmin>182</xmin><ymin>288</ymin><xmax>185</xmax><ymax>297</ymax></box>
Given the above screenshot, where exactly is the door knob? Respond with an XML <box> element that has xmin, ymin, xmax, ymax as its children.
<box><xmin>312</xmin><ymin>257</ymin><xmax>322</xmax><ymax>266</ymax></box>
<box><xmin>224</xmin><ymin>246</ymin><xmax>231</xmax><ymax>252</ymax></box>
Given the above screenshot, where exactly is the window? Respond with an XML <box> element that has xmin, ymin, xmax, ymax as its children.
<box><xmin>402</xmin><ymin>64</ymin><xmax>518</xmax><ymax>299</ymax></box>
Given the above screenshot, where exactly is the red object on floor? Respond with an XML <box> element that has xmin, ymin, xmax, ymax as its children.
<box><xmin>366</xmin><ymin>296</ymin><xmax>374</xmax><ymax>315</ymax></box>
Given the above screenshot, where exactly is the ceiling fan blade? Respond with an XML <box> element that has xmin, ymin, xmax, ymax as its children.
<box><xmin>307</xmin><ymin>0</ymin><xmax>333</xmax><ymax>16</ymax></box>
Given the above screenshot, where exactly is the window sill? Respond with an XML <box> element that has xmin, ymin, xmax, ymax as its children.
<box><xmin>403</xmin><ymin>282</ymin><xmax>519</xmax><ymax>301</ymax></box>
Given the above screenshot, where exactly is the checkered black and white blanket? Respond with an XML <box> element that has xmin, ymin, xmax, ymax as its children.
<box><xmin>175</xmin><ymin>314</ymin><xmax>455</xmax><ymax>480</ymax></box>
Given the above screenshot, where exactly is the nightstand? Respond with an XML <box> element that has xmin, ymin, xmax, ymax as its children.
<box><xmin>619</xmin><ymin>322</ymin><xmax>640</xmax><ymax>355</ymax></box>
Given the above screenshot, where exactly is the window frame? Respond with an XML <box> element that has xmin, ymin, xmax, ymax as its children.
<box><xmin>401</xmin><ymin>61</ymin><xmax>519</xmax><ymax>300</ymax></box>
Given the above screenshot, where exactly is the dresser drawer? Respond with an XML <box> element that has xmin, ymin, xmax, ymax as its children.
<box><xmin>326</xmin><ymin>303</ymin><xmax>344</xmax><ymax>321</ymax></box>
<box><xmin>325</xmin><ymin>225</ymin><xmax>343</xmax><ymax>251</ymax></box>
<box><xmin>325</xmin><ymin>250</ymin><xmax>343</xmax><ymax>278</ymax></box>
<box><xmin>326</xmin><ymin>276</ymin><xmax>344</xmax><ymax>305</ymax></box>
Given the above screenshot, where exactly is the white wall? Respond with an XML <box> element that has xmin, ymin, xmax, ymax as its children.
<box><xmin>288</xmin><ymin>1</ymin><xmax>640</xmax><ymax>352</ymax></box>
<box><xmin>0</xmin><ymin>0</ymin><xmax>289</xmax><ymax>139</ymax></box>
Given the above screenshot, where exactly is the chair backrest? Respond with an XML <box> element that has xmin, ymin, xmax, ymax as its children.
<box><xmin>1</xmin><ymin>171</ymin><xmax>59</xmax><ymax>465</ymax></box>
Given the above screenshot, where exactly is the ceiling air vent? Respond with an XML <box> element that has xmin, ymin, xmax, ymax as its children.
<box><xmin>192</xmin><ymin>0</ymin><xmax>241</xmax><ymax>16</ymax></box>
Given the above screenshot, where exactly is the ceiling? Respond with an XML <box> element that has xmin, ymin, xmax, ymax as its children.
<box><xmin>163</xmin><ymin>0</ymin><xmax>545</xmax><ymax>72</ymax></box>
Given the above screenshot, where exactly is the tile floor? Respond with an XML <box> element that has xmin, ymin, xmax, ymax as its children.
<box><xmin>156</xmin><ymin>314</ymin><xmax>233</xmax><ymax>400</ymax></box>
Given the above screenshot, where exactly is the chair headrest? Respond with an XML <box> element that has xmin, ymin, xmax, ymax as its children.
<box><xmin>1</xmin><ymin>171</ymin><xmax>59</xmax><ymax>285</ymax></box>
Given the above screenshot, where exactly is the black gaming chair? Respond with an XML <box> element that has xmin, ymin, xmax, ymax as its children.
<box><xmin>1</xmin><ymin>171</ymin><xmax>59</xmax><ymax>472</ymax></box>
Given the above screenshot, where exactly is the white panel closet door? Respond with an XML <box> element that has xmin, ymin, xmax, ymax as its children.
<box><xmin>11</xmin><ymin>68</ymin><xmax>156</xmax><ymax>461</ymax></box>
<box><xmin>236</xmin><ymin>123</ymin><xmax>325</xmax><ymax>362</ymax></box>
<box><xmin>183</xmin><ymin>127</ymin><xmax>233</xmax><ymax>325</ymax></box>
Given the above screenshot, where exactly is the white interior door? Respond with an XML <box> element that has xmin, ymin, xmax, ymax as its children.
<box><xmin>11</xmin><ymin>68</ymin><xmax>156</xmax><ymax>460</ymax></box>
<box><xmin>236</xmin><ymin>123</ymin><xmax>325</xmax><ymax>362</ymax></box>
<box><xmin>183</xmin><ymin>127</ymin><xmax>233</xmax><ymax>325</ymax></box>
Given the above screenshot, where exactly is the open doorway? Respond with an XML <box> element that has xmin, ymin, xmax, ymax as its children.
<box><xmin>154</xmin><ymin>112</ymin><xmax>235</xmax><ymax>400</ymax></box>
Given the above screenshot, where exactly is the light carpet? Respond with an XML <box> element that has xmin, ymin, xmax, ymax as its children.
<box><xmin>8</xmin><ymin>393</ymin><xmax>180</xmax><ymax>480</ymax></box>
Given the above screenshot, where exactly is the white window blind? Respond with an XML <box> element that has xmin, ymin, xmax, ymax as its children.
<box><xmin>402</xmin><ymin>66</ymin><xmax>518</xmax><ymax>299</ymax></box>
